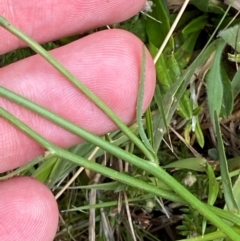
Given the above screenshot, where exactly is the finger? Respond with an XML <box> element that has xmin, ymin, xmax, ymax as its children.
<box><xmin>0</xmin><ymin>29</ymin><xmax>156</xmax><ymax>172</ymax></box>
<box><xmin>0</xmin><ymin>177</ymin><xmax>58</xmax><ymax>241</ymax></box>
<box><xmin>0</xmin><ymin>0</ymin><xmax>146</xmax><ymax>54</ymax></box>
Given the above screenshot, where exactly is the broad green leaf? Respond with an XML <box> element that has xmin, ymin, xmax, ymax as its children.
<box><xmin>164</xmin><ymin>51</ymin><xmax>181</xmax><ymax>81</ymax></box>
<box><xmin>182</xmin><ymin>15</ymin><xmax>208</xmax><ymax>34</ymax></box>
<box><xmin>219</xmin><ymin>24</ymin><xmax>240</xmax><ymax>52</ymax></box>
<box><xmin>32</xmin><ymin>155</ymin><xmax>60</xmax><ymax>182</ymax></box>
<box><xmin>153</xmin><ymin>85</ymin><xmax>169</xmax><ymax>153</ymax></box>
<box><xmin>184</xmin><ymin>123</ymin><xmax>192</xmax><ymax>144</ymax></box>
<box><xmin>177</xmin><ymin>90</ymin><xmax>193</xmax><ymax>119</ymax></box>
<box><xmin>206</xmin><ymin>163</ymin><xmax>219</xmax><ymax>206</ymax></box>
<box><xmin>174</xmin><ymin>32</ymin><xmax>200</xmax><ymax>69</ymax></box>
<box><xmin>214</xmin><ymin>111</ymin><xmax>239</xmax><ymax>214</ymax></box>
<box><xmin>195</xmin><ymin>118</ymin><xmax>205</xmax><ymax>148</ymax></box>
<box><xmin>191</xmin><ymin>0</ymin><xmax>209</xmax><ymax>12</ymax></box>
<box><xmin>191</xmin><ymin>0</ymin><xmax>225</xmax><ymax>14</ymax></box>
<box><xmin>231</xmin><ymin>175</ymin><xmax>240</xmax><ymax>213</ymax></box>
<box><xmin>221</xmin><ymin>64</ymin><xmax>233</xmax><ymax>117</ymax></box>
<box><xmin>171</xmin><ymin>10</ymin><xmax>200</xmax><ymax>30</ymax></box>
<box><xmin>148</xmin><ymin>42</ymin><xmax>173</xmax><ymax>88</ymax></box>
<box><xmin>204</xmin><ymin>163</ymin><xmax>219</xmax><ymax>236</ymax></box>
<box><xmin>206</xmin><ymin>40</ymin><xmax>225</xmax><ymax>130</ymax></box>
<box><xmin>231</xmin><ymin>67</ymin><xmax>240</xmax><ymax>98</ymax></box>
<box><xmin>208</xmin><ymin>5</ymin><xmax>225</xmax><ymax>14</ymax></box>
<box><xmin>153</xmin><ymin>39</ymin><xmax>220</xmax><ymax>152</ymax></box>
<box><xmin>228</xmin><ymin>156</ymin><xmax>240</xmax><ymax>172</ymax></box>
<box><xmin>145</xmin><ymin>0</ymin><xmax>173</xmax><ymax>49</ymax></box>
<box><xmin>163</xmin><ymin>158</ymin><xmax>207</xmax><ymax>172</ymax></box>
<box><xmin>149</xmin><ymin>44</ymin><xmax>194</xmax><ymax>122</ymax></box>
<box><xmin>120</xmin><ymin>16</ymin><xmax>147</xmax><ymax>42</ymax></box>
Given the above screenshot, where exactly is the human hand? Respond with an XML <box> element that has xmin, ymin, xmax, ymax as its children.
<box><xmin>0</xmin><ymin>1</ymin><xmax>155</xmax><ymax>240</ymax></box>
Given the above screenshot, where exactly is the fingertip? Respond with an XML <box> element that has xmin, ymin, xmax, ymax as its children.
<box><xmin>0</xmin><ymin>0</ymin><xmax>147</xmax><ymax>54</ymax></box>
<box><xmin>0</xmin><ymin>177</ymin><xmax>58</xmax><ymax>241</ymax></box>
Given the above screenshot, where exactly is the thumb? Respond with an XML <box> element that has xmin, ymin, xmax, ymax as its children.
<box><xmin>0</xmin><ymin>177</ymin><xmax>59</xmax><ymax>241</ymax></box>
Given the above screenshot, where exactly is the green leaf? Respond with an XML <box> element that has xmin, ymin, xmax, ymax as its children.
<box><xmin>153</xmin><ymin>39</ymin><xmax>220</xmax><ymax>152</ymax></box>
<box><xmin>120</xmin><ymin>16</ymin><xmax>147</xmax><ymax>42</ymax></box>
<box><xmin>206</xmin><ymin>163</ymin><xmax>219</xmax><ymax>206</ymax></box>
<box><xmin>177</xmin><ymin>90</ymin><xmax>193</xmax><ymax>119</ymax></box>
<box><xmin>191</xmin><ymin>0</ymin><xmax>209</xmax><ymax>12</ymax></box>
<box><xmin>204</xmin><ymin>163</ymin><xmax>219</xmax><ymax>236</ymax></box>
<box><xmin>206</xmin><ymin>40</ymin><xmax>225</xmax><ymax>130</ymax></box>
<box><xmin>172</xmin><ymin>10</ymin><xmax>200</xmax><ymax>30</ymax></box>
<box><xmin>231</xmin><ymin>175</ymin><xmax>240</xmax><ymax>214</ymax></box>
<box><xmin>163</xmin><ymin>158</ymin><xmax>207</xmax><ymax>172</ymax></box>
<box><xmin>219</xmin><ymin>24</ymin><xmax>240</xmax><ymax>52</ymax></box>
<box><xmin>195</xmin><ymin>118</ymin><xmax>205</xmax><ymax>148</ymax></box>
<box><xmin>207</xmin><ymin>5</ymin><xmax>225</xmax><ymax>14</ymax></box>
<box><xmin>221</xmin><ymin>64</ymin><xmax>233</xmax><ymax>117</ymax></box>
<box><xmin>144</xmin><ymin>107</ymin><xmax>154</xmax><ymax>148</ymax></box>
<box><xmin>137</xmin><ymin>46</ymin><xmax>155</xmax><ymax>154</ymax></box>
<box><xmin>32</xmin><ymin>155</ymin><xmax>60</xmax><ymax>183</ymax></box>
<box><xmin>145</xmin><ymin>0</ymin><xmax>173</xmax><ymax>49</ymax></box>
<box><xmin>182</xmin><ymin>15</ymin><xmax>208</xmax><ymax>34</ymax></box>
<box><xmin>1</xmin><ymin>106</ymin><xmax>240</xmax><ymax>239</ymax></box>
<box><xmin>214</xmin><ymin>111</ymin><xmax>239</xmax><ymax>214</ymax></box>
<box><xmin>174</xmin><ymin>31</ymin><xmax>200</xmax><ymax>69</ymax></box>
<box><xmin>231</xmin><ymin>67</ymin><xmax>240</xmax><ymax>98</ymax></box>
<box><xmin>148</xmin><ymin>42</ymin><xmax>173</xmax><ymax>88</ymax></box>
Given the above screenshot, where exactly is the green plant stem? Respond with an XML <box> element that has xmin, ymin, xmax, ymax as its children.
<box><xmin>154</xmin><ymin>39</ymin><xmax>221</xmax><ymax>151</ymax></box>
<box><xmin>137</xmin><ymin>46</ymin><xmax>154</xmax><ymax>152</ymax></box>
<box><xmin>0</xmin><ymin>15</ymin><xmax>155</xmax><ymax>163</ymax></box>
<box><xmin>0</xmin><ymin>86</ymin><xmax>160</xmax><ymax>179</ymax></box>
<box><xmin>1</xmin><ymin>107</ymin><xmax>240</xmax><ymax>240</ymax></box>
<box><xmin>0</xmin><ymin>107</ymin><xmax>183</xmax><ymax>204</ymax></box>
<box><xmin>214</xmin><ymin>111</ymin><xmax>239</xmax><ymax>213</ymax></box>
<box><xmin>1</xmin><ymin>88</ymin><xmax>240</xmax><ymax>227</ymax></box>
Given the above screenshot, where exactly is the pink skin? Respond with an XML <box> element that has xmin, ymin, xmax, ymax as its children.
<box><xmin>0</xmin><ymin>177</ymin><xmax>59</xmax><ymax>241</ymax></box>
<box><xmin>0</xmin><ymin>1</ymin><xmax>156</xmax><ymax>240</ymax></box>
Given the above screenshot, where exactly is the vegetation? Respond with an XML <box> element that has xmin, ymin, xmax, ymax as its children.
<box><xmin>1</xmin><ymin>0</ymin><xmax>240</xmax><ymax>240</ymax></box>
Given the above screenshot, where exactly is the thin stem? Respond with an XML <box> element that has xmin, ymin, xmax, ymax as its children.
<box><xmin>1</xmin><ymin>107</ymin><xmax>240</xmax><ymax>240</ymax></box>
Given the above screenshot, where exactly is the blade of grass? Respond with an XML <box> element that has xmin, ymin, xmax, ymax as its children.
<box><xmin>144</xmin><ymin>107</ymin><xmax>154</xmax><ymax>148</ymax></box>
<box><xmin>221</xmin><ymin>63</ymin><xmax>233</xmax><ymax>117</ymax></box>
<box><xmin>153</xmin><ymin>39</ymin><xmax>221</xmax><ymax>151</ymax></box>
<box><xmin>203</xmin><ymin>163</ymin><xmax>219</xmax><ymax>235</ymax></box>
<box><xmin>0</xmin><ymin>107</ymin><xmax>185</xmax><ymax>205</ymax></box>
<box><xmin>206</xmin><ymin>40</ymin><xmax>225</xmax><ymax>131</ymax></box>
<box><xmin>231</xmin><ymin>67</ymin><xmax>240</xmax><ymax>98</ymax></box>
<box><xmin>1</xmin><ymin>108</ymin><xmax>240</xmax><ymax>239</ymax></box>
<box><xmin>214</xmin><ymin>111</ymin><xmax>239</xmax><ymax>214</ymax></box>
<box><xmin>153</xmin><ymin>3</ymin><xmax>231</xmax><ymax>152</ymax></box>
<box><xmin>0</xmin><ymin>16</ymin><xmax>155</xmax><ymax>163</ymax></box>
<box><xmin>219</xmin><ymin>24</ymin><xmax>240</xmax><ymax>52</ymax></box>
<box><xmin>0</xmin><ymin>155</ymin><xmax>45</xmax><ymax>180</ymax></box>
<box><xmin>154</xmin><ymin>85</ymin><xmax>169</xmax><ymax>134</ymax></box>
<box><xmin>0</xmin><ymin>86</ymin><xmax>157</xmax><ymax>175</ymax></box>
<box><xmin>137</xmin><ymin>46</ymin><xmax>154</xmax><ymax>154</ymax></box>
